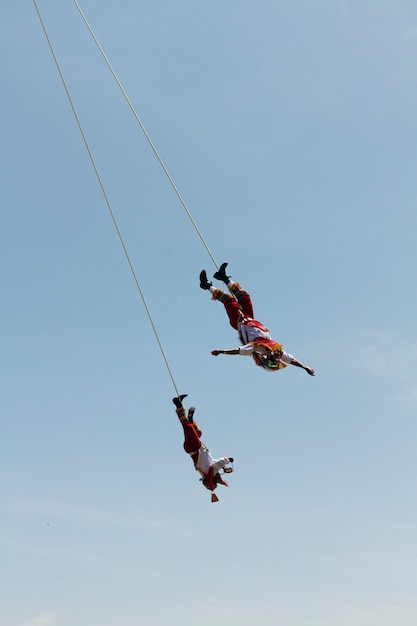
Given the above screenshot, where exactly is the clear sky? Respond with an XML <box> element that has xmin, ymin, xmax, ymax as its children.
<box><xmin>2</xmin><ymin>2</ymin><xmax>417</xmax><ymax>625</ymax></box>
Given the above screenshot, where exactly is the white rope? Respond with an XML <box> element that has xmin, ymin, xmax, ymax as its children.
<box><xmin>71</xmin><ymin>0</ymin><xmax>219</xmax><ymax>270</ymax></box>
<box><xmin>33</xmin><ymin>0</ymin><xmax>180</xmax><ymax>396</ymax></box>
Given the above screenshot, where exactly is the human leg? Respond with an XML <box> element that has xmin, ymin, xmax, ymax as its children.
<box><xmin>182</xmin><ymin>423</ymin><xmax>202</xmax><ymax>454</ymax></box>
<box><xmin>228</xmin><ymin>282</ymin><xmax>254</xmax><ymax>318</ymax></box>
<box><xmin>175</xmin><ymin>406</ymin><xmax>188</xmax><ymax>427</ymax></box>
<box><xmin>173</xmin><ymin>396</ymin><xmax>202</xmax><ymax>441</ymax></box>
<box><xmin>211</xmin><ymin>287</ymin><xmax>241</xmax><ymax>330</ymax></box>
<box><xmin>200</xmin><ymin>266</ymin><xmax>241</xmax><ymax>329</ymax></box>
<box><xmin>212</xmin><ymin>262</ymin><xmax>254</xmax><ymax>318</ymax></box>
<box><xmin>173</xmin><ymin>394</ymin><xmax>188</xmax><ymax>426</ymax></box>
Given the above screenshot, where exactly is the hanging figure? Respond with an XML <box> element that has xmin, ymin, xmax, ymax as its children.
<box><xmin>199</xmin><ymin>262</ymin><xmax>315</xmax><ymax>376</ymax></box>
<box><xmin>173</xmin><ymin>394</ymin><xmax>233</xmax><ymax>502</ymax></box>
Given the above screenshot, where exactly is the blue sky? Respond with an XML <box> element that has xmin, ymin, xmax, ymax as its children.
<box><xmin>2</xmin><ymin>1</ymin><xmax>417</xmax><ymax>625</ymax></box>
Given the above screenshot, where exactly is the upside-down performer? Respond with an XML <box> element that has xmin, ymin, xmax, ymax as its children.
<box><xmin>199</xmin><ymin>262</ymin><xmax>315</xmax><ymax>376</ymax></box>
<box><xmin>173</xmin><ymin>394</ymin><xmax>233</xmax><ymax>502</ymax></box>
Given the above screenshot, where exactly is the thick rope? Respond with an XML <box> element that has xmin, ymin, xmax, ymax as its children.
<box><xmin>71</xmin><ymin>0</ymin><xmax>219</xmax><ymax>270</ymax></box>
<box><xmin>33</xmin><ymin>0</ymin><xmax>180</xmax><ymax>396</ymax></box>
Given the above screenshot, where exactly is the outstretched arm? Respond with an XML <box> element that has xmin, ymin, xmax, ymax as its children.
<box><xmin>212</xmin><ymin>457</ymin><xmax>233</xmax><ymax>473</ymax></box>
<box><xmin>211</xmin><ymin>349</ymin><xmax>240</xmax><ymax>356</ymax></box>
<box><xmin>289</xmin><ymin>357</ymin><xmax>315</xmax><ymax>376</ymax></box>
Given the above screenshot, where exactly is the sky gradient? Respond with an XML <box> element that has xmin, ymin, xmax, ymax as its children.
<box><xmin>2</xmin><ymin>2</ymin><xmax>417</xmax><ymax>625</ymax></box>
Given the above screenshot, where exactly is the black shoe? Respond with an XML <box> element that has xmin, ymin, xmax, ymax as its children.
<box><xmin>172</xmin><ymin>394</ymin><xmax>188</xmax><ymax>409</ymax></box>
<box><xmin>213</xmin><ymin>262</ymin><xmax>231</xmax><ymax>284</ymax></box>
<box><xmin>199</xmin><ymin>270</ymin><xmax>212</xmax><ymax>290</ymax></box>
<box><xmin>228</xmin><ymin>457</ymin><xmax>234</xmax><ymax>463</ymax></box>
<box><xmin>187</xmin><ymin>406</ymin><xmax>196</xmax><ymax>423</ymax></box>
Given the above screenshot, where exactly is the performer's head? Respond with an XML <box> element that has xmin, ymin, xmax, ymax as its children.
<box><xmin>252</xmin><ymin>343</ymin><xmax>284</xmax><ymax>371</ymax></box>
<box><xmin>202</xmin><ymin>472</ymin><xmax>228</xmax><ymax>492</ymax></box>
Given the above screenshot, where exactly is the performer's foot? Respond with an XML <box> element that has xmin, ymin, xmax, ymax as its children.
<box><xmin>228</xmin><ymin>457</ymin><xmax>234</xmax><ymax>463</ymax></box>
<box><xmin>213</xmin><ymin>262</ymin><xmax>231</xmax><ymax>284</ymax></box>
<box><xmin>199</xmin><ymin>270</ymin><xmax>212</xmax><ymax>290</ymax></box>
<box><xmin>172</xmin><ymin>394</ymin><xmax>188</xmax><ymax>408</ymax></box>
<box><xmin>187</xmin><ymin>406</ymin><xmax>196</xmax><ymax>423</ymax></box>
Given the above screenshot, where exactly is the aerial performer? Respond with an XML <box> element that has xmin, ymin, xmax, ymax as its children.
<box><xmin>199</xmin><ymin>262</ymin><xmax>315</xmax><ymax>376</ymax></box>
<box><xmin>173</xmin><ymin>394</ymin><xmax>233</xmax><ymax>502</ymax></box>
